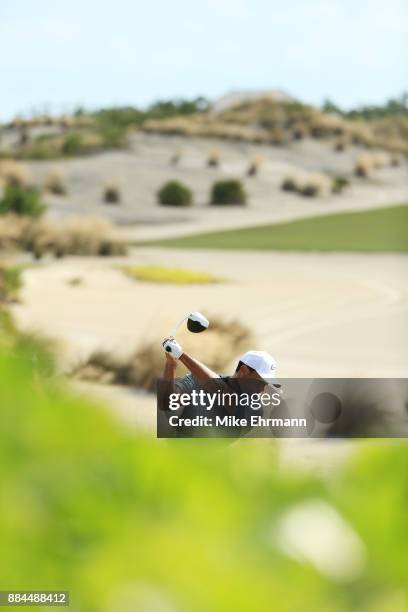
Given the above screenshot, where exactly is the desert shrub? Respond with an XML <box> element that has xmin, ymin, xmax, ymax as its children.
<box><xmin>70</xmin><ymin>350</ymin><xmax>130</xmax><ymax>385</ymax></box>
<box><xmin>25</xmin><ymin>216</ymin><xmax>127</xmax><ymax>258</ymax></box>
<box><xmin>157</xmin><ymin>181</ymin><xmax>193</xmax><ymax>207</ymax></box>
<box><xmin>103</xmin><ymin>182</ymin><xmax>121</xmax><ymax>204</ymax></box>
<box><xmin>0</xmin><ymin>214</ymin><xmax>126</xmax><ymax>257</ymax></box>
<box><xmin>281</xmin><ymin>175</ymin><xmax>299</xmax><ymax>192</ymax></box>
<box><xmin>210</xmin><ymin>180</ymin><xmax>246</xmax><ymax>205</ymax></box>
<box><xmin>0</xmin><ymin>160</ymin><xmax>30</xmax><ymax>188</ymax></box>
<box><xmin>292</xmin><ymin>124</ymin><xmax>307</xmax><ymax>140</ymax></box>
<box><xmin>0</xmin><ymin>265</ymin><xmax>23</xmax><ymax>303</ymax></box>
<box><xmin>124</xmin><ymin>265</ymin><xmax>220</xmax><ymax>284</ymax></box>
<box><xmin>20</xmin><ymin>136</ymin><xmax>62</xmax><ymax>160</ymax></box>
<box><xmin>334</xmin><ymin>138</ymin><xmax>347</xmax><ymax>152</ymax></box>
<box><xmin>207</xmin><ymin>149</ymin><xmax>220</xmax><ymax>167</ymax></box>
<box><xmin>355</xmin><ymin>154</ymin><xmax>373</xmax><ymax>177</ymax></box>
<box><xmin>247</xmin><ymin>156</ymin><xmax>263</xmax><ymax>177</ymax></box>
<box><xmin>0</xmin><ymin>214</ymin><xmax>30</xmax><ymax>250</ymax></box>
<box><xmin>390</xmin><ymin>154</ymin><xmax>401</xmax><ymax>167</ymax></box>
<box><xmin>97</xmin><ymin>122</ymin><xmax>127</xmax><ymax>148</ymax></box>
<box><xmin>372</xmin><ymin>152</ymin><xmax>389</xmax><ymax>168</ymax></box>
<box><xmin>300</xmin><ymin>173</ymin><xmax>331</xmax><ymax>197</ymax></box>
<box><xmin>331</xmin><ymin>176</ymin><xmax>350</xmax><ymax>194</ymax></box>
<box><xmin>0</xmin><ymin>186</ymin><xmax>46</xmax><ymax>217</ymax></box>
<box><xmin>270</xmin><ymin>128</ymin><xmax>287</xmax><ymax>145</ymax></box>
<box><xmin>72</xmin><ymin>315</ymin><xmax>253</xmax><ymax>391</ymax></box>
<box><xmin>61</xmin><ymin>132</ymin><xmax>83</xmax><ymax>155</ymax></box>
<box><xmin>44</xmin><ymin>169</ymin><xmax>67</xmax><ymax>195</ymax></box>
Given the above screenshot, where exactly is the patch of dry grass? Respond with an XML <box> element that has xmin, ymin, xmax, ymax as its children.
<box><xmin>71</xmin><ymin>315</ymin><xmax>253</xmax><ymax>391</ymax></box>
<box><xmin>300</xmin><ymin>173</ymin><xmax>331</xmax><ymax>197</ymax></box>
<box><xmin>207</xmin><ymin>149</ymin><xmax>220</xmax><ymax>168</ymax></box>
<box><xmin>0</xmin><ymin>160</ymin><xmax>30</xmax><ymax>188</ymax></box>
<box><xmin>0</xmin><ymin>214</ymin><xmax>127</xmax><ymax>257</ymax></box>
<box><xmin>103</xmin><ymin>182</ymin><xmax>121</xmax><ymax>204</ymax></box>
<box><xmin>355</xmin><ymin>153</ymin><xmax>374</xmax><ymax>177</ymax></box>
<box><xmin>247</xmin><ymin>156</ymin><xmax>263</xmax><ymax>177</ymax></box>
<box><xmin>44</xmin><ymin>168</ymin><xmax>67</xmax><ymax>195</ymax></box>
<box><xmin>281</xmin><ymin>171</ymin><xmax>331</xmax><ymax>197</ymax></box>
<box><xmin>141</xmin><ymin>99</ymin><xmax>408</xmax><ymax>154</ymax></box>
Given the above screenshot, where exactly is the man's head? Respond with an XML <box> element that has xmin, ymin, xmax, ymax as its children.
<box><xmin>233</xmin><ymin>350</ymin><xmax>279</xmax><ymax>389</ymax></box>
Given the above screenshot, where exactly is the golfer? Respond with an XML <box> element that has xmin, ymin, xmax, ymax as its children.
<box><xmin>159</xmin><ymin>337</ymin><xmax>280</xmax><ymax>435</ymax></box>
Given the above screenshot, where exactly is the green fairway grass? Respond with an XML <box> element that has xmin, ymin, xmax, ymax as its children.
<box><xmin>146</xmin><ymin>204</ymin><xmax>408</xmax><ymax>252</ymax></box>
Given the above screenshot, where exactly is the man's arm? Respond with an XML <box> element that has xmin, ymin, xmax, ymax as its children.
<box><xmin>179</xmin><ymin>352</ymin><xmax>219</xmax><ymax>380</ymax></box>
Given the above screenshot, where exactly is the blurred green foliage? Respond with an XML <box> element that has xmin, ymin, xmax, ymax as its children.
<box><xmin>322</xmin><ymin>92</ymin><xmax>408</xmax><ymax>120</ymax></box>
<box><xmin>0</xmin><ymin>337</ymin><xmax>407</xmax><ymax>611</ymax></box>
<box><xmin>158</xmin><ymin>181</ymin><xmax>193</xmax><ymax>207</ymax></box>
<box><xmin>211</xmin><ymin>180</ymin><xmax>247</xmax><ymax>206</ymax></box>
<box><xmin>94</xmin><ymin>97</ymin><xmax>210</xmax><ymax>129</ymax></box>
<box><xmin>0</xmin><ymin>265</ymin><xmax>23</xmax><ymax>302</ymax></box>
<box><xmin>0</xmin><ymin>186</ymin><xmax>46</xmax><ymax>218</ymax></box>
<box><xmin>61</xmin><ymin>133</ymin><xmax>83</xmax><ymax>156</ymax></box>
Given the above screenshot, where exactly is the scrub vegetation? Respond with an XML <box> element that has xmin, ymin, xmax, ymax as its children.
<box><xmin>157</xmin><ymin>181</ymin><xmax>193</xmax><ymax>207</ymax></box>
<box><xmin>71</xmin><ymin>315</ymin><xmax>252</xmax><ymax>391</ymax></box>
<box><xmin>0</xmin><ymin>215</ymin><xmax>127</xmax><ymax>257</ymax></box>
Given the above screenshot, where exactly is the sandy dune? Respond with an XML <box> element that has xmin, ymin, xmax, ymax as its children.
<box><xmin>12</xmin><ymin>248</ymin><xmax>408</xmax><ymax>375</ymax></box>
<box><xmin>26</xmin><ymin>133</ymin><xmax>408</xmax><ymax>241</ymax></box>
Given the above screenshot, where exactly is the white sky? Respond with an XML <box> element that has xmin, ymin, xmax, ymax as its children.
<box><xmin>0</xmin><ymin>0</ymin><xmax>407</xmax><ymax>119</ymax></box>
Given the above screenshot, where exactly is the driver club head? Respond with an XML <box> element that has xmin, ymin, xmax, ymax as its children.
<box><xmin>186</xmin><ymin>311</ymin><xmax>209</xmax><ymax>333</ymax></box>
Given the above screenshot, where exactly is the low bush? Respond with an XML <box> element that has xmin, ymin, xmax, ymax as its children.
<box><xmin>0</xmin><ymin>186</ymin><xmax>46</xmax><ymax>217</ymax></box>
<box><xmin>210</xmin><ymin>180</ymin><xmax>246</xmax><ymax>205</ymax></box>
<box><xmin>0</xmin><ymin>265</ymin><xmax>23</xmax><ymax>303</ymax></box>
<box><xmin>300</xmin><ymin>173</ymin><xmax>330</xmax><ymax>197</ymax></box>
<box><xmin>25</xmin><ymin>216</ymin><xmax>127</xmax><ymax>258</ymax></box>
<box><xmin>281</xmin><ymin>175</ymin><xmax>299</xmax><ymax>192</ymax></box>
<box><xmin>372</xmin><ymin>152</ymin><xmax>389</xmax><ymax>168</ymax></box>
<box><xmin>247</xmin><ymin>156</ymin><xmax>263</xmax><ymax>177</ymax></box>
<box><xmin>331</xmin><ymin>176</ymin><xmax>350</xmax><ymax>194</ymax></box>
<box><xmin>44</xmin><ymin>169</ymin><xmax>67</xmax><ymax>195</ymax></box>
<box><xmin>103</xmin><ymin>182</ymin><xmax>121</xmax><ymax>204</ymax></box>
<box><xmin>61</xmin><ymin>132</ymin><xmax>83</xmax><ymax>155</ymax></box>
<box><xmin>0</xmin><ymin>160</ymin><xmax>30</xmax><ymax>188</ymax></box>
<box><xmin>97</xmin><ymin>123</ymin><xmax>127</xmax><ymax>149</ymax></box>
<box><xmin>334</xmin><ymin>138</ymin><xmax>347</xmax><ymax>152</ymax></box>
<box><xmin>0</xmin><ymin>214</ymin><xmax>29</xmax><ymax>251</ymax></box>
<box><xmin>0</xmin><ymin>214</ymin><xmax>126</xmax><ymax>257</ymax></box>
<box><xmin>157</xmin><ymin>181</ymin><xmax>193</xmax><ymax>207</ymax></box>
<box><xmin>292</xmin><ymin>123</ymin><xmax>308</xmax><ymax>140</ymax></box>
<box><xmin>207</xmin><ymin>149</ymin><xmax>220</xmax><ymax>167</ymax></box>
<box><xmin>270</xmin><ymin>128</ymin><xmax>287</xmax><ymax>145</ymax></box>
<box><xmin>355</xmin><ymin>154</ymin><xmax>373</xmax><ymax>177</ymax></box>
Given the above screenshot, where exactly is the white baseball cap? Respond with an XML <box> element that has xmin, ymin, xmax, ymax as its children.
<box><xmin>239</xmin><ymin>350</ymin><xmax>281</xmax><ymax>387</ymax></box>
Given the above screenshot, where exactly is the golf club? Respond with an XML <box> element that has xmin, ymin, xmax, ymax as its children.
<box><xmin>169</xmin><ymin>311</ymin><xmax>209</xmax><ymax>341</ymax></box>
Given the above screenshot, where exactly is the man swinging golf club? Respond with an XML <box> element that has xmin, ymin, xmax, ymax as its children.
<box><xmin>159</xmin><ymin>312</ymin><xmax>280</xmax><ymax>434</ymax></box>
